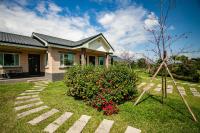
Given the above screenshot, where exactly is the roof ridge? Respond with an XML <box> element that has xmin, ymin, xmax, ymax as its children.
<box><xmin>0</xmin><ymin>31</ymin><xmax>32</xmax><ymax>38</ymax></box>
<box><xmin>75</xmin><ymin>33</ymin><xmax>102</xmax><ymax>42</ymax></box>
<box><xmin>32</xmin><ymin>32</ymin><xmax>75</xmax><ymax>42</ymax></box>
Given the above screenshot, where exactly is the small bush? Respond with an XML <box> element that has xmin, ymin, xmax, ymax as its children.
<box><xmin>65</xmin><ymin>64</ymin><xmax>138</xmax><ymax>115</ymax></box>
<box><xmin>65</xmin><ymin>65</ymin><xmax>102</xmax><ymax>100</ymax></box>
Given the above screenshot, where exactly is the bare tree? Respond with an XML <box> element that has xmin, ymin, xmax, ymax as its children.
<box><xmin>120</xmin><ymin>51</ymin><xmax>135</xmax><ymax>69</ymax></box>
<box><xmin>135</xmin><ymin>0</ymin><xmax>198</xmax><ymax>121</ymax></box>
<box><xmin>144</xmin><ymin>0</ymin><xmax>192</xmax><ymax>99</ymax></box>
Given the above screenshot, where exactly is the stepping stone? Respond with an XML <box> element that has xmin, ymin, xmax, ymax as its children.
<box><xmin>15</xmin><ymin>101</ymin><xmax>43</xmax><ymax>111</ymax></box>
<box><xmin>182</xmin><ymin>83</ymin><xmax>188</xmax><ymax>85</ymax></box>
<box><xmin>44</xmin><ymin>112</ymin><xmax>73</xmax><ymax>133</ymax></box>
<box><xmin>66</xmin><ymin>115</ymin><xmax>91</xmax><ymax>133</ymax></box>
<box><xmin>16</xmin><ymin>95</ymin><xmax>39</xmax><ymax>100</ymax></box>
<box><xmin>138</xmin><ymin>82</ymin><xmax>146</xmax><ymax>88</ymax></box>
<box><xmin>177</xmin><ymin>86</ymin><xmax>186</xmax><ymax>96</ymax></box>
<box><xmin>32</xmin><ymin>87</ymin><xmax>45</xmax><ymax>90</ymax></box>
<box><xmin>157</xmin><ymin>84</ymin><xmax>161</xmax><ymax>87</ymax></box>
<box><xmin>167</xmin><ymin>85</ymin><xmax>173</xmax><ymax>93</ymax></box>
<box><xmin>190</xmin><ymin>84</ymin><xmax>196</xmax><ymax>86</ymax></box>
<box><xmin>154</xmin><ymin>84</ymin><xmax>161</xmax><ymax>92</ymax></box>
<box><xmin>15</xmin><ymin>97</ymin><xmax>41</xmax><ymax>105</ymax></box>
<box><xmin>190</xmin><ymin>88</ymin><xmax>200</xmax><ymax>97</ymax></box>
<box><xmin>149</xmin><ymin>83</ymin><xmax>155</xmax><ymax>87</ymax></box>
<box><xmin>125</xmin><ymin>126</ymin><xmax>141</xmax><ymax>133</ymax></box>
<box><xmin>154</xmin><ymin>87</ymin><xmax>161</xmax><ymax>92</ymax></box>
<box><xmin>17</xmin><ymin>105</ymin><xmax>49</xmax><ymax>119</ymax></box>
<box><xmin>19</xmin><ymin>92</ymin><xmax>40</xmax><ymax>96</ymax></box>
<box><xmin>95</xmin><ymin>119</ymin><xmax>114</xmax><ymax>133</ymax></box>
<box><xmin>143</xmin><ymin>83</ymin><xmax>155</xmax><ymax>91</ymax></box>
<box><xmin>28</xmin><ymin>109</ymin><xmax>59</xmax><ymax>125</ymax></box>
<box><xmin>25</xmin><ymin>89</ymin><xmax>43</xmax><ymax>92</ymax></box>
<box><xmin>34</xmin><ymin>85</ymin><xmax>47</xmax><ymax>88</ymax></box>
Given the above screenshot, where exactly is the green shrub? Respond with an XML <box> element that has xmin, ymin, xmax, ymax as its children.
<box><xmin>65</xmin><ymin>65</ymin><xmax>103</xmax><ymax>100</ymax></box>
<box><xmin>97</xmin><ymin>65</ymin><xmax>138</xmax><ymax>103</ymax></box>
<box><xmin>65</xmin><ymin>64</ymin><xmax>138</xmax><ymax>115</ymax></box>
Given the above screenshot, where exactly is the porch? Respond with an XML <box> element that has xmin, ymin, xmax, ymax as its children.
<box><xmin>0</xmin><ymin>45</ymin><xmax>46</xmax><ymax>79</ymax></box>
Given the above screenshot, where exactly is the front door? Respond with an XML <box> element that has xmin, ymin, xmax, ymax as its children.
<box><xmin>89</xmin><ymin>56</ymin><xmax>95</xmax><ymax>65</ymax></box>
<box><xmin>28</xmin><ymin>54</ymin><xmax>40</xmax><ymax>75</ymax></box>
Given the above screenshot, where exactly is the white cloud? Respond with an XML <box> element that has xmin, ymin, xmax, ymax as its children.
<box><xmin>0</xmin><ymin>3</ymin><xmax>97</xmax><ymax>41</ymax></box>
<box><xmin>36</xmin><ymin>1</ymin><xmax>46</xmax><ymax>14</ymax></box>
<box><xmin>48</xmin><ymin>2</ymin><xmax>62</xmax><ymax>14</ymax></box>
<box><xmin>144</xmin><ymin>12</ymin><xmax>159</xmax><ymax>29</ymax></box>
<box><xmin>0</xmin><ymin>1</ymin><xmax>155</xmax><ymax>56</ymax></box>
<box><xmin>97</xmin><ymin>6</ymin><xmax>150</xmax><ymax>54</ymax></box>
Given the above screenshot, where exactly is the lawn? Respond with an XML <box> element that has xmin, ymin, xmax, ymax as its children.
<box><xmin>0</xmin><ymin>73</ymin><xmax>200</xmax><ymax>133</ymax></box>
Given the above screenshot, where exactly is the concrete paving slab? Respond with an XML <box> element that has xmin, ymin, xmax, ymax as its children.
<box><xmin>125</xmin><ymin>126</ymin><xmax>141</xmax><ymax>133</ymax></box>
<box><xmin>17</xmin><ymin>105</ymin><xmax>49</xmax><ymax>119</ymax></box>
<box><xmin>95</xmin><ymin>119</ymin><xmax>114</xmax><ymax>133</ymax></box>
<box><xmin>28</xmin><ymin>109</ymin><xmax>59</xmax><ymax>125</ymax></box>
<box><xmin>44</xmin><ymin>112</ymin><xmax>73</xmax><ymax>133</ymax></box>
<box><xmin>14</xmin><ymin>97</ymin><xmax>41</xmax><ymax>105</ymax></box>
<box><xmin>16</xmin><ymin>95</ymin><xmax>39</xmax><ymax>100</ymax></box>
<box><xmin>66</xmin><ymin>115</ymin><xmax>91</xmax><ymax>133</ymax></box>
<box><xmin>15</xmin><ymin>101</ymin><xmax>43</xmax><ymax>111</ymax></box>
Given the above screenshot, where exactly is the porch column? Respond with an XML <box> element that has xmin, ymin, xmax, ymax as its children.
<box><xmin>81</xmin><ymin>48</ymin><xmax>86</xmax><ymax>66</ymax></box>
<box><xmin>105</xmin><ymin>53</ymin><xmax>109</xmax><ymax>68</ymax></box>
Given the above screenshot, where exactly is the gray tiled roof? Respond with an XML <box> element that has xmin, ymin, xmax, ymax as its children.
<box><xmin>0</xmin><ymin>31</ymin><xmax>45</xmax><ymax>47</ymax></box>
<box><xmin>33</xmin><ymin>32</ymin><xmax>101</xmax><ymax>47</ymax></box>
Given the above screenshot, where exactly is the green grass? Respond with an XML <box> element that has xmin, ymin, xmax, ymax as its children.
<box><xmin>0</xmin><ymin>75</ymin><xmax>200</xmax><ymax>133</ymax></box>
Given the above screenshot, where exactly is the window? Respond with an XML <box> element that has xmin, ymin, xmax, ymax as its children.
<box><xmin>98</xmin><ymin>56</ymin><xmax>104</xmax><ymax>65</ymax></box>
<box><xmin>60</xmin><ymin>53</ymin><xmax>74</xmax><ymax>66</ymax></box>
<box><xmin>0</xmin><ymin>53</ymin><xmax>19</xmax><ymax>67</ymax></box>
<box><xmin>45</xmin><ymin>53</ymin><xmax>48</xmax><ymax>66</ymax></box>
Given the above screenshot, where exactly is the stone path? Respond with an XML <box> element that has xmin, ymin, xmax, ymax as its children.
<box><xmin>177</xmin><ymin>86</ymin><xmax>186</xmax><ymax>96</ymax></box>
<box><xmin>16</xmin><ymin>95</ymin><xmax>39</xmax><ymax>100</ymax></box>
<box><xmin>19</xmin><ymin>92</ymin><xmax>40</xmax><ymax>96</ymax></box>
<box><xmin>15</xmin><ymin>97</ymin><xmax>40</xmax><ymax>105</ymax></box>
<box><xmin>14</xmin><ymin>81</ymin><xmax>141</xmax><ymax>133</ymax></box>
<box><xmin>167</xmin><ymin>85</ymin><xmax>173</xmax><ymax>93</ymax></box>
<box><xmin>17</xmin><ymin>105</ymin><xmax>49</xmax><ymax>119</ymax></box>
<box><xmin>66</xmin><ymin>115</ymin><xmax>91</xmax><ymax>133</ymax></box>
<box><xmin>25</xmin><ymin>89</ymin><xmax>44</xmax><ymax>92</ymax></box>
<box><xmin>190</xmin><ymin>88</ymin><xmax>200</xmax><ymax>97</ymax></box>
<box><xmin>95</xmin><ymin>119</ymin><xmax>114</xmax><ymax>133</ymax></box>
<box><xmin>44</xmin><ymin>112</ymin><xmax>73</xmax><ymax>133</ymax></box>
<box><xmin>138</xmin><ymin>82</ymin><xmax>146</xmax><ymax>88</ymax></box>
<box><xmin>15</xmin><ymin>101</ymin><xmax>43</xmax><ymax>111</ymax></box>
<box><xmin>28</xmin><ymin>109</ymin><xmax>59</xmax><ymax>125</ymax></box>
<box><xmin>125</xmin><ymin>126</ymin><xmax>141</xmax><ymax>133</ymax></box>
<box><xmin>154</xmin><ymin>84</ymin><xmax>161</xmax><ymax>92</ymax></box>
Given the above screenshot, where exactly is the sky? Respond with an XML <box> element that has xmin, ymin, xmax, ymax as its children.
<box><xmin>0</xmin><ymin>0</ymin><xmax>199</xmax><ymax>58</ymax></box>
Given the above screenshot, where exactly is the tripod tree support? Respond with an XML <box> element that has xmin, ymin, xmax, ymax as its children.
<box><xmin>164</xmin><ymin>63</ymin><xmax>198</xmax><ymax>122</ymax></box>
<box><xmin>134</xmin><ymin>57</ymin><xmax>167</xmax><ymax>106</ymax></box>
<box><xmin>134</xmin><ymin>58</ymin><xmax>198</xmax><ymax>122</ymax></box>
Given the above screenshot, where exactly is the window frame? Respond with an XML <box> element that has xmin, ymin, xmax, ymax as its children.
<box><xmin>60</xmin><ymin>52</ymin><xmax>75</xmax><ymax>67</ymax></box>
<box><xmin>0</xmin><ymin>52</ymin><xmax>20</xmax><ymax>67</ymax></box>
<box><xmin>45</xmin><ymin>53</ymin><xmax>48</xmax><ymax>66</ymax></box>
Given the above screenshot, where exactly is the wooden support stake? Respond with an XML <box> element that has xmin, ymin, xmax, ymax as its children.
<box><xmin>134</xmin><ymin>58</ymin><xmax>166</xmax><ymax>106</ymax></box>
<box><xmin>164</xmin><ymin>63</ymin><xmax>198</xmax><ymax>122</ymax></box>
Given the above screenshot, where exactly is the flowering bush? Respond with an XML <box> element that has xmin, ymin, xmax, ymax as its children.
<box><xmin>65</xmin><ymin>64</ymin><xmax>138</xmax><ymax>115</ymax></box>
<box><xmin>91</xmin><ymin>92</ymin><xmax>119</xmax><ymax>115</ymax></box>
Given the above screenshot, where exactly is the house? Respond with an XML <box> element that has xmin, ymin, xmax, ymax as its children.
<box><xmin>0</xmin><ymin>31</ymin><xmax>114</xmax><ymax>81</ymax></box>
